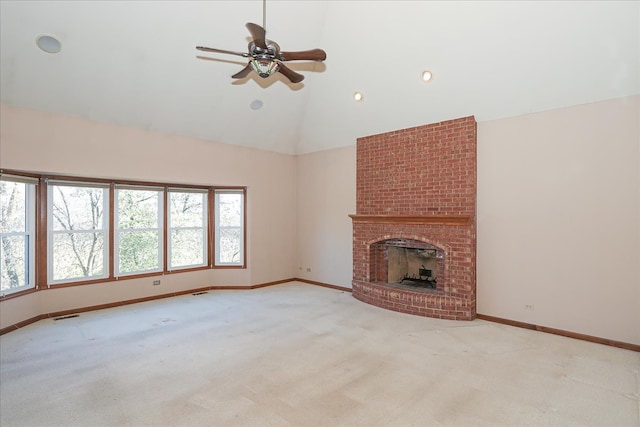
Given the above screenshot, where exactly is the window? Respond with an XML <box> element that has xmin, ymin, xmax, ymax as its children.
<box><xmin>214</xmin><ymin>189</ymin><xmax>245</xmax><ymax>266</ymax></box>
<box><xmin>115</xmin><ymin>186</ymin><xmax>164</xmax><ymax>276</ymax></box>
<box><xmin>168</xmin><ymin>189</ymin><xmax>208</xmax><ymax>270</ymax></box>
<box><xmin>0</xmin><ymin>176</ymin><xmax>37</xmax><ymax>294</ymax></box>
<box><xmin>48</xmin><ymin>182</ymin><xmax>109</xmax><ymax>284</ymax></box>
<box><xmin>2</xmin><ymin>169</ymin><xmax>247</xmax><ymax>293</ymax></box>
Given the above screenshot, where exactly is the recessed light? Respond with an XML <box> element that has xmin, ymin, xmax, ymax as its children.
<box><xmin>36</xmin><ymin>35</ymin><xmax>62</xmax><ymax>54</ymax></box>
<box><xmin>421</xmin><ymin>70</ymin><xmax>433</xmax><ymax>82</ymax></box>
<box><xmin>250</xmin><ymin>99</ymin><xmax>263</xmax><ymax>110</ymax></box>
<box><xmin>354</xmin><ymin>92</ymin><xmax>363</xmax><ymax>102</ymax></box>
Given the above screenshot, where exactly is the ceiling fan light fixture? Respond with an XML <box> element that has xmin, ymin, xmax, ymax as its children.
<box><xmin>250</xmin><ymin>57</ymin><xmax>279</xmax><ymax>78</ymax></box>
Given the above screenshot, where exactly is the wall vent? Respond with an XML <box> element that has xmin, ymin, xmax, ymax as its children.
<box><xmin>53</xmin><ymin>314</ymin><xmax>79</xmax><ymax>321</ymax></box>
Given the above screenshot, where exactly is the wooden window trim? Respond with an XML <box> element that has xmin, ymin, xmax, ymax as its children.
<box><xmin>0</xmin><ymin>169</ymin><xmax>247</xmax><ymax>293</ymax></box>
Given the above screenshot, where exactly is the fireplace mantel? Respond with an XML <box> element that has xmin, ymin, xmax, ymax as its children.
<box><xmin>349</xmin><ymin>214</ymin><xmax>472</xmax><ymax>226</ymax></box>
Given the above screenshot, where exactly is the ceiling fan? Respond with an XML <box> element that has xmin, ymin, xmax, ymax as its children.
<box><xmin>196</xmin><ymin>0</ymin><xmax>326</xmax><ymax>84</ymax></box>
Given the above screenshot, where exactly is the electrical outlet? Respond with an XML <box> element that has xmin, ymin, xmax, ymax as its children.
<box><xmin>525</xmin><ymin>304</ymin><xmax>534</xmax><ymax>310</ymax></box>
<box><xmin>153</xmin><ymin>280</ymin><xmax>161</xmax><ymax>286</ymax></box>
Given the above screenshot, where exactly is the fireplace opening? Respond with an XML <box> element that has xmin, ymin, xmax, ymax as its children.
<box><xmin>370</xmin><ymin>238</ymin><xmax>445</xmax><ymax>294</ymax></box>
<box><xmin>389</xmin><ymin>247</ymin><xmax>438</xmax><ymax>289</ymax></box>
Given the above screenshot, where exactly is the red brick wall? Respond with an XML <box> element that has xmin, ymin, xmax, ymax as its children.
<box><xmin>351</xmin><ymin>116</ymin><xmax>477</xmax><ymax>320</ymax></box>
<box><xmin>357</xmin><ymin>116</ymin><xmax>477</xmax><ymax>216</ymax></box>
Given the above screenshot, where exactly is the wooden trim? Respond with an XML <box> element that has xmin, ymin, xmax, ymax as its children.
<box><xmin>3</xmin><ymin>283</ymin><xmax>637</xmax><ymax>353</ymax></box>
<box><xmin>208</xmin><ymin>188</ymin><xmax>214</xmax><ymax>267</ymax></box>
<box><xmin>348</xmin><ymin>214</ymin><xmax>473</xmax><ymax>225</ymax></box>
<box><xmin>206</xmin><ymin>278</ymin><xmax>296</xmax><ymax>290</ymax></box>
<box><xmin>476</xmin><ymin>314</ymin><xmax>640</xmax><ymax>353</ymax></box>
<box><xmin>0</xmin><ymin>314</ymin><xmax>48</xmax><ymax>335</ymax></box>
<box><xmin>162</xmin><ymin>186</ymin><xmax>168</xmax><ymax>273</ymax></box>
<box><xmin>248</xmin><ymin>278</ymin><xmax>295</xmax><ymax>289</ymax></box>
<box><xmin>165</xmin><ymin>266</ymin><xmax>210</xmax><ymax>275</ymax></box>
<box><xmin>212</xmin><ymin>187</ymin><xmax>248</xmax><ymax>269</ymax></box>
<box><xmin>0</xmin><ymin>278</ymin><xmax>297</xmax><ymax>336</ymax></box>
<box><xmin>296</xmin><ymin>278</ymin><xmax>353</xmax><ymax>292</ymax></box>
<box><xmin>242</xmin><ymin>187</ymin><xmax>247</xmax><ymax>269</ymax></box>
<box><xmin>46</xmin><ymin>271</ymin><xmax>164</xmax><ymax>288</ymax></box>
<box><xmin>108</xmin><ymin>184</ymin><xmax>115</xmax><ymax>279</ymax></box>
<box><xmin>2</xmin><ymin>168</ymin><xmax>214</xmax><ymax>190</ymax></box>
<box><xmin>0</xmin><ymin>287</ymin><xmax>38</xmax><ymax>301</ymax></box>
<box><xmin>36</xmin><ymin>180</ymin><xmax>47</xmax><ymax>290</ymax></box>
<box><xmin>4</xmin><ymin>169</ymin><xmax>249</xmax><ymax>287</ymax></box>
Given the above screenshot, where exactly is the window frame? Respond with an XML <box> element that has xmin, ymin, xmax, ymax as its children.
<box><xmin>214</xmin><ymin>188</ymin><xmax>246</xmax><ymax>268</ymax></box>
<box><xmin>167</xmin><ymin>188</ymin><xmax>209</xmax><ymax>271</ymax></box>
<box><xmin>0</xmin><ymin>170</ymin><xmax>248</xmax><ymax>295</ymax></box>
<box><xmin>0</xmin><ymin>174</ymin><xmax>37</xmax><ymax>296</ymax></box>
<box><xmin>114</xmin><ymin>185</ymin><xmax>165</xmax><ymax>278</ymax></box>
<box><xmin>0</xmin><ymin>170</ymin><xmax>248</xmax><ymax>297</ymax></box>
<box><xmin>47</xmin><ymin>180</ymin><xmax>110</xmax><ymax>285</ymax></box>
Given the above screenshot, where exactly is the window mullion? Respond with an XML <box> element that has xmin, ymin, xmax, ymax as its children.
<box><xmin>163</xmin><ymin>187</ymin><xmax>168</xmax><ymax>273</ymax></box>
<box><xmin>108</xmin><ymin>184</ymin><xmax>115</xmax><ymax>280</ymax></box>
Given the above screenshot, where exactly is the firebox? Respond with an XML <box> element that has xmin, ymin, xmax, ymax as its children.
<box><xmin>370</xmin><ymin>239</ymin><xmax>444</xmax><ymax>292</ymax></box>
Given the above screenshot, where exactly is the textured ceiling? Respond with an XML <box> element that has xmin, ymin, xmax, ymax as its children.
<box><xmin>1</xmin><ymin>1</ymin><xmax>638</xmax><ymax>155</ymax></box>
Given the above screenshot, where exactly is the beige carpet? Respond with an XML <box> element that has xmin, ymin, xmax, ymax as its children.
<box><xmin>1</xmin><ymin>282</ymin><xmax>638</xmax><ymax>426</ymax></box>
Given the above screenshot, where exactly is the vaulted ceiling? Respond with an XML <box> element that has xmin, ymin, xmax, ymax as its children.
<box><xmin>1</xmin><ymin>1</ymin><xmax>638</xmax><ymax>155</ymax></box>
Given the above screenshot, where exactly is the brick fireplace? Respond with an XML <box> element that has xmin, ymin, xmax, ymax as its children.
<box><xmin>349</xmin><ymin>116</ymin><xmax>477</xmax><ymax>320</ymax></box>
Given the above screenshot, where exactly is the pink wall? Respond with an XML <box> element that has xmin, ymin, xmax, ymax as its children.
<box><xmin>0</xmin><ymin>105</ymin><xmax>297</xmax><ymax>328</ymax></box>
<box><xmin>296</xmin><ymin>146</ymin><xmax>355</xmax><ymax>287</ymax></box>
<box><xmin>476</xmin><ymin>95</ymin><xmax>640</xmax><ymax>345</ymax></box>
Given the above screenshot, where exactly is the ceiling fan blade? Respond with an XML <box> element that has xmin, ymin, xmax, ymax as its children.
<box><xmin>246</xmin><ymin>23</ymin><xmax>267</xmax><ymax>49</ymax></box>
<box><xmin>277</xmin><ymin>63</ymin><xmax>305</xmax><ymax>84</ymax></box>
<box><xmin>279</xmin><ymin>49</ymin><xmax>327</xmax><ymax>62</ymax></box>
<box><xmin>196</xmin><ymin>46</ymin><xmax>249</xmax><ymax>58</ymax></box>
<box><xmin>231</xmin><ymin>63</ymin><xmax>253</xmax><ymax>79</ymax></box>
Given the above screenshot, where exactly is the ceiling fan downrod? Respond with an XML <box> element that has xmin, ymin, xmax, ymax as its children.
<box><xmin>263</xmin><ymin>0</ymin><xmax>267</xmax><ymax>31</ymax></box>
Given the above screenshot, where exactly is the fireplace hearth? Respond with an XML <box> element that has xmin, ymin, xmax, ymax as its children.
<box><xmin>350</xmin><ymin>116</ymin><xmax>477</xmax><ymax>320</ymax></box>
